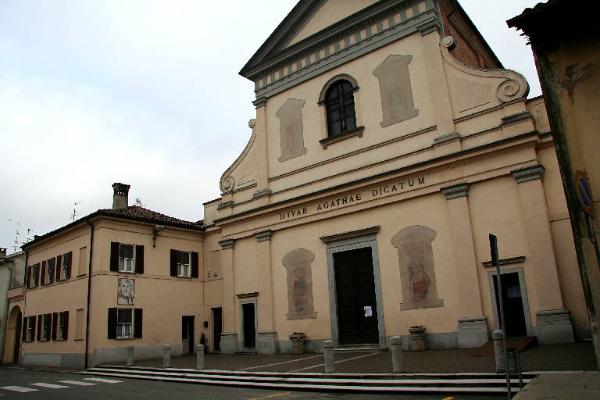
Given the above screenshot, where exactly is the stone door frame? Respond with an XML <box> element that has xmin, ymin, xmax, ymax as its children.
<box><xmin>487</xmin><ymin>266</ymin><xmax>533</xmax><ymax>336</ymax></box>
<box><xmin>325</xmin><ymin>231</ymin><xmax>386</xmax><ymax>348</ymax></box>
<box><xmin>238</xmin><ymin>297</ymin><xmax>258</xmax><ymax>351</ymax></box>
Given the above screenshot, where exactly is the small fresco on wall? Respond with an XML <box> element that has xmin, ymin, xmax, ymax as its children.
<box><xmin>117</xmin><ymin>278</ymin><xmax>135</xmax><ymax>305</ymax></box>
<box><xmin>277</xmin><ymin>98</ymin><xmax>308</xmax><ymax>162</ymax></box>
<box><xmin>283</xmin><ymin>248</ymin><xmax>317</xmax><ymax>320</ymax></box>
<box><xmin>391</xmin><ymin>225</ymin><xmax>443</xmax><ymax>310</ymax></box>
<box><xmin>373</xmin><ymin>54</ymin><xmax>419</xmax><ymax>127</ymax></box>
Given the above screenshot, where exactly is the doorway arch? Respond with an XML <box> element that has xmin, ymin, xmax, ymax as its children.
<box><xmin>3</xmin><ymin>305</ymin><xmax>22</xmax><ymax>364</ymax></box>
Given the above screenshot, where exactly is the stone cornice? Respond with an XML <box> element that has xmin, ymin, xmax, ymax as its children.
<box><xmin>441</xmin><ymin>183</ymin><xmax>469</xmax><ymax>200</ymax></box>
<box><xmin>252</xmin><ymin>1</ymin><xmax>440</xmax><ymax>99</ymax></box>
<box><xmin>218</xmin><ymin>239</ymin><xmax>235</xmax><ymax>250</ymax></box>
<box><xmin>511</xmin><ymin>165</ymin><xmax>545</xmax><ymax>183</ymax></box>
<box><xmin>320</xmin><ymin>226</ymin><xmax>380</xmax><ymax>243</ymax></box>
<box><xmin>255</xmin><ymin>230</ymin><xmax>273</xmax><ymax>242</ymax></box>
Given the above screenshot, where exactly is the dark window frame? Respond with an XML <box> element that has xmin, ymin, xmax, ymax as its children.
<box><xmin>318</xmin><ymin>74</ymin><xmax>360</xmax><ymax>140</ymax></box>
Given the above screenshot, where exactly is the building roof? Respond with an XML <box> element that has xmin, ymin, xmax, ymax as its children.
<box><xmin>22</xmin><ymin>205</ymin><xmax>203</xmax><ymax>250</ymax></box>
<box><xmin>507</xmin><ymin>0</ymin><xmax>588</xmax><ymax>51</ymax></box>
<box><xmin>507</xmin><ymin>0</ymin><xmax>562</xmax><ymax>29</ymax></box>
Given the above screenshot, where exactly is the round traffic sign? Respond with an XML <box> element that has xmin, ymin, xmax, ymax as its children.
<box><xmin>575</xmin><ymin>170</ymin><xmax>594</xmax><ymax>216</ymax></box>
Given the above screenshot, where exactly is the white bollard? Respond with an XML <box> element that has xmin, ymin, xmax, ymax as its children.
<box><xmin>196</xmin><ymin>344</ymin><xmax>205</xmax><ymax>370</ymax></box>
<box><xmin>323</xmin><ymin>340</ymin><xmax>335</xmax><ymax>374</ymax></box>
<box><xmin>162</xmin><ymin>344</ymin><xmax>171</xmax><ymax>368</ymax></box>
<box><xmin>127</xmin><ymin>346</ymin><xmax>134</xmax><ymax>366</ymax></box>
<box><xmin>390</xmin><ymin>336</ymin><xmax>403</xmax><ymax>373</ymax></box>
<box><xmin>492</xmin><ymin>330</ymin><xmax>505</xmax><ymax>372</ymax></box>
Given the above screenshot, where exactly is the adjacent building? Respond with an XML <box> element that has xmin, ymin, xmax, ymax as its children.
<box><xmin>508</xmin><ymin>0</ymin><xmax>600</xmax><ymax>369</ymax></box>
<box><xmin>4</xmin><ymin>0</ymin><xmax>594</xmax><ymax>368</ymax></box>
<box><xmin>8</xmin><ymin>184</ymin><xmax>204</xmax><ymax>368</ymax></box>
<box><xmin>1</xmin><ymin>249</ymin><xmax>26</xmax><ymax>364</ymax></box>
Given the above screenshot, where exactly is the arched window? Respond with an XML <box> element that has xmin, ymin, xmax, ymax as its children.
<box><xmin>325</xmin><ymin>80</ymin><xmax>357</xmax><ymax>137</ymax></box>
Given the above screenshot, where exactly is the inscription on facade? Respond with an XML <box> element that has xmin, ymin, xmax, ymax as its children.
<box><xmin>278</xmin><ymin>176</ymin><xmax>426</xmax><ymax>222</ymax></box>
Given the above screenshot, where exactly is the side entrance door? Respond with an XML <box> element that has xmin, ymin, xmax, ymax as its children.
<box><xmin>181</xmin><ymin>316</ymin><xmax>195</xmax><ymax>354</ymax></box>
<box><xmin>493</xmin><ymin>272</ymin><xmax>528</xmax><ymax>337</ymax></box>
<box><xmin>334</xmin><ymin>247</ymin><xmax>379</xmax><ymax>345</ymax></box>
<box><xmin>241</xmin><ymin>302</ymin><xmax>256</xmax><ymax>350</ymax></box>
<box><xmin>212</xmin><ymin>307</ymin><xmax>222</xmax><ymax>352</ymax></box>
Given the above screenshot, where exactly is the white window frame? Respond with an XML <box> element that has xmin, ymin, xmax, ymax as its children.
<box><xmin>30</xmin><ymin>265</ymin><xmax>39</xmax><ymax>288</ymax></box>
<box><xmin>60</xmin><ymin>255</ymin><xmax>69</xmax><ymax>280</ymax></box>
<box><xmin>47</xmin><ymin>258</ymin><xmax>55</xmax><ymax>283</ymax></box>
<box><xmin>40</xmin><ymin>314</ymin><xmax>51</xmax><ymax>341</ymax></box>
<box><xmin>176</xmin><ymin>251</ymin><xmax>192</xmax><ymax>278</ymax></box>
<box><xmin>25</xmin><ymin>317</ymin><xmax>34</xmax><ymax>342</ymax></box>
<box><xmin>118</xmin><ymin>244</ymin><xmax>136</xmax><ymax>273</ymax></box>
<box><xmin>116</xmin><ymin>309</ymin><xmax>134</xmax><ymax>339</ymax></box>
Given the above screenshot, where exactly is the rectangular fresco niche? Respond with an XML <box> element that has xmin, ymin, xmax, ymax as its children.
<box><xmin>391</xmin><ymin>226</ymin><xmax>443</xmax><ymax>310</ymax></box>
<box><xmin>277</xmin><ymin>98</ymin><xmax>308</xmax><ymax>162</ymax></box>
<box><xmin>283</xmin><ymin>248</ymin><xmax>317</xmax><ymax>320</ymax></box>
<box><xmin>373</xmin><ymin>54</ymin><xmax>419</xmax><ymax>128</ymax></box>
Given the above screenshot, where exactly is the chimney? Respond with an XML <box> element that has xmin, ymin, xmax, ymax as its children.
<box><xmin>112</xmin><ymin>183</ymin><xmax>131</xmax><ymax>209</ymax></box>
<box><xmin>0</xmin><ymin>248</ymin><xmax>6</xmax><ymax>258</ymax></box>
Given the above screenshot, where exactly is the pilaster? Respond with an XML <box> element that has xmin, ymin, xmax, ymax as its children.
<box><xmin>255</xmin><ymin>230</ymin><xmax>278</xmax><ymax>354</ymax></box>
<box><xmin>218</xmin><ymin>239</ymin><xmax>237</xmax><ymax>353</ymax></box>
<box><xmin>511</xmin><ymin>165</ymin><xmax>574</xmax><ymax>343</ymax></box>
<box><xmin>441</xmin><ymin>183</ymin><xmax>487</xmax><ymax>348</ymax></box>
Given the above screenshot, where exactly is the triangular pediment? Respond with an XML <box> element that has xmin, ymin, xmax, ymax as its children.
<box><xmin>240</xmin><ymin>0</ymin><xmax>385</xmax><ymax>79</ymax></box>
<box><xmin>286</xmin><ymin>0</ymin><xmax>380</xmax><ymax>47</ymax></box>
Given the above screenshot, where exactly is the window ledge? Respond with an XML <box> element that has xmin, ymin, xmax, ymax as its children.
<box><xmin>319</xmin><ymin>126</ymin><xmax>364</xmax><ymax>149</ymax></box>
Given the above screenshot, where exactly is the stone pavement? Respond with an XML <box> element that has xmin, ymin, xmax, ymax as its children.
<box><xmin>512</xmin><ymin>371</ymin><xmax>600</xmax><ymax>399</ymax></box>
<box><xmin>125</xmin><ymin>342</ymin><xmax>596</xmax><ymax>373</ymax></box>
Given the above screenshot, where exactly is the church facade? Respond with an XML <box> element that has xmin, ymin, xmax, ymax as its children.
<box><xmin>199</xmin><ymin>0</ymin><xmax>588</xmax><ymax>353</ymax></box>
<box><xmin>4</xmin><ymin>0</ymin><xmax>591</xmax><ymax>368</ymax></box>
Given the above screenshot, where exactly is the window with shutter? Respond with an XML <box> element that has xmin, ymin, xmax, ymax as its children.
<box><xmin>55</xmin><ymin>311</ymin><xmax>68</xmax><ymax>340</ymax></box>
<box><xmin>24</xmin><ymin>316</ymin><xmax>36</xmax><ymax>342</ymax></box>
<box><xmin>110</xmin><ymin>242</ymin><xmax>120</xmax><ymax>272</ymax></box>
<box><xmin>60</xmin><ymin>252</ymin><xmax>72</xmax><ymax>280</ymax></box>
<box><xmin>37</xmin><ymin>314</ymin><xmax>42</xmax><ymax>341</ymax></box>
<box><xmin>63</xmin><ymin>311</ymin><xmax>69</xmax><ymax>340</ymax></box>
<box><xmin>25</xmin><ymin>266</ymin><xmax>31</xmax><ymax>288</ymax></box>
<box><xmin>116</xmin><ymin>309</ymin><xmax>133</xmax><ymax>339</ymax></box>
<box><xmin>135</xmin><ymin>245</ymin><xmax>144</xmax><ymax>274</ymax></box>
<box><xmin>108</xmin><ymin>308</ymin><xmax>117</xmax><ymax>339</ymax></box>
<box><xmin>56</xmin><ymin>255</ymin><xmax>62</xmax><ymax>281</ymax></box>
<box><xmin>41</xmin><ymin>261</ymin><xmax>47</xmax><ymax>285</ymax></box>
<box><xmin>134</xmin><ymin>309</ymin><xmax>142</xmax><ymax>338</ymax></box>
<box><xmin>52</xmin><ymin>312</ymin><xmax>58</xmax><ymax>340</ymax></box>
<box><xmin>48</xmin><ymin>258</ymin><xmax>56</xmax><ymax>283</ymax></box>
<box><xmin>191</xmin><ymin>252</ymin><xmax>199</xmax><ymax>278</ymax></box>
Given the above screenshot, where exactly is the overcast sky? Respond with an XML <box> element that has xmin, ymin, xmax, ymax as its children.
<box><xmin>0</xmin><ymin>0</ymin><xmax>541</xmax><ymax>254</ymax></box>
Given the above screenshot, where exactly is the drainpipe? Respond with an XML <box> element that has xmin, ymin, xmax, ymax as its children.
<box><xmin>84</xmin><ymin>222</ymin><xmax>94</xmax><ymax>369</ymax></box>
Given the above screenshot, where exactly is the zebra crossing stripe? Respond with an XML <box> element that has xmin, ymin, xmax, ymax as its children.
<box><xmin>1</xmin><ymin>386</ymin><xmax>38</xmax><ymax>392</ymax></box>
<box><xmin>59</xmin><ymin>380</ymin><xmax>96</xmax><ymax>386</ymax></box>
<box><xmin>32</xmin><ymin>383</ymin><xmax>69</xmax><ymax>389</ymax></box>
<box><xmin>84</xmin><ymin>377</ymin><xmax>123</xmax><ymax>383</ymax></box>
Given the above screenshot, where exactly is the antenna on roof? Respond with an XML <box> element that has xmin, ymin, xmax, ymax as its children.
<box><xmin>70</xmin><ymin>201</ymin><xmax>82</xmax><ymax>222</ymax></box>
<box><xmin>8</xmin><ymin>219</ymin><xmax>33</xmax><ymax>252</ymax></box>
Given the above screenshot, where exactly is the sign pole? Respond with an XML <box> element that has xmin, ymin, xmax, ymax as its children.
<box><xmin>490</xmin><ymin>234</ymin><xmax>511</xmax><ymax>399</ymax></box>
